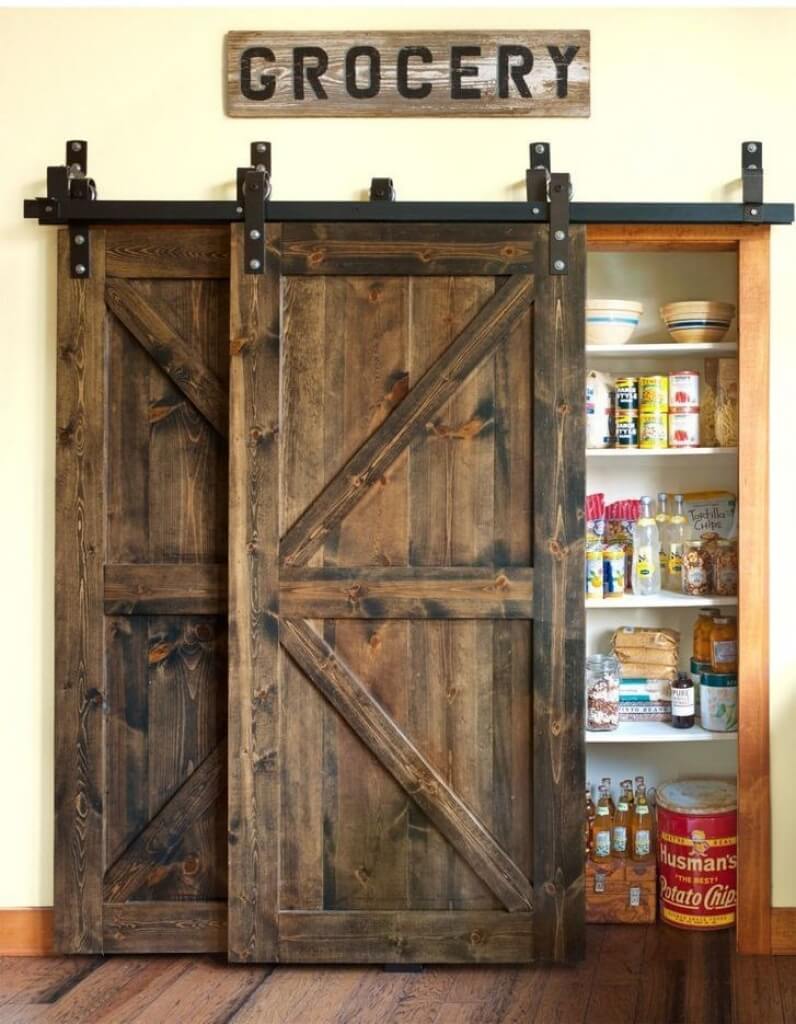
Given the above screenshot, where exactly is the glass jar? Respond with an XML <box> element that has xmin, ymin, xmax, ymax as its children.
<box><xmin>713</xmin><ymin>539</ymin><xmax>739</xmax><ymax>597</ymax></box>
<box><xmin>693</xmin><ymin>609</ymin><xmax>716</xmax><ymax>663</ymax></box>
<box><xmin>709</xmin><ymin>617</ymin><xmax>738</xmax><ymax>673</ymax></box>
<box><xmin>586</xmin><ymin>654</ymin><xmax>620</xmax><ymax>732</ymax></box>
<box><xmin>682</xmin><ymin>541</ymin><xmax>711</xmax><ymax>596</ymax></box>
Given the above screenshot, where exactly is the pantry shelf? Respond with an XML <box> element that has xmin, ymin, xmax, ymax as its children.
<box><xmin>586</xmin><ymin>721</ymin><xmax>736</xmax><ymax>744</ymax></box>
<box><xmin>586</xmin><ymin>341</ymin><xmax>738</xmax><ymax>356</ymax></box>
<box><xmin>587</xmin><ymin>447</ymin><xmax>738</xmax><ymax>457</ymax></box>
<box><xmin>586</xmin><ymin>593</ymin><xmax>738</xmax><ymax>609</ymax></box>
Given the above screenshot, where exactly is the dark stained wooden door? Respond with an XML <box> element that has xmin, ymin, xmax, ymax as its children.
<box><xmin>55</xmin><ymin>226</ymin><xmax>230</xmax><ymax>953</ymax></box>
<box><xmin>228</xmin><ymin>222</ymin><xmax>586</xmax><ymax>964</ymax></box>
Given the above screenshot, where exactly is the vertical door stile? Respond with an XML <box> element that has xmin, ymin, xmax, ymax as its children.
<box><xmin>532</xmin><ymin>224</ymin><xmax>587</xmax><ymax>962</ymax></box>
<box><xmin>228</xmin><ymin>223</ymin><xmax>283</xmax><ymax>962</ymax></box>
<box><xmin>54</xmin><ymin>228</ymin><xmax>108</xmax><ymax>953</ymax></box>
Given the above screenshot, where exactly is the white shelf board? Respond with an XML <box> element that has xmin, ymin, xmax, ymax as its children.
<box><xmin>586</xmin><ymin>341</ymin><xmax>738</xmax><ymax>356</ymax></box>
<box><xmin>587</xmin><ymin>720</ymin><xmax>736</xmax><ymax>744</ymax></box>
<box><xmin>587</xmin><ymin>447</ymin><xmax>737</xmax><ymax>458</ymax></box>
<box><xmin>586</xmin><ymin>593</ymin><xmax>737</xmax><ymax>609</ymax></box>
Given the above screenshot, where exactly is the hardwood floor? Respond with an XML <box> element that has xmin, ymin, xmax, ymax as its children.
<box><xmin>1</xmin><ymin>925</ymin><xmax>794</xmax><ymax>1023</ymax></box>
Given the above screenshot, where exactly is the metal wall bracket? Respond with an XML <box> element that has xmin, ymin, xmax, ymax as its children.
<box><xmin>237</xmin><ymin>143</ymin><xmax>271</xmax><ymax>275</ymax></box>
<box><xmin>526</xmin><ymin>142</ymin><xmax>551</xmax><ymax>204</ymax></box>
<box><xmin>549</xmin><ymin>172</ymin><xmax>571</xmax><ymax>276</ymax></box>
<box><xmin>370</xmin><ymin>178</ymin><xmax>396</xmax><ymax>201</ymax></box>
<box><xmin>742</xmin><ymin>141</ymin><xmax>764</xmax><ymax>221</ymax></box>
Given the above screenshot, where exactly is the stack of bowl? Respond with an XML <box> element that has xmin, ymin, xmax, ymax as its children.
<box><xmin>586</xmin><ymin>300</ymin><xmax>643</xmax><ymax>346</ymax></box>
<box><xmin>660</xmin><ymin>301</ymin><xmax>736</xmax><ymax>343</ymax></box>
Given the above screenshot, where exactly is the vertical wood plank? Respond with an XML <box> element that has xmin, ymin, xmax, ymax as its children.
<box><xmin>55</xmin><ymin>228</ymin><xmax>107</xmax><ymax>952</ymax></box>
<box><xmin>532</xmin><ymin>228</ymin><xmax>586</xmax><ymax>962</ymax></box>
<box><xmin>737</xmin><ymin>228</ymin><xmax>771</xmax><ymax>955</ymax></box>
<box><xmin>228</xmin><ymin>224</ymin><xmax>282</xmax><ymax>961</ymax></box>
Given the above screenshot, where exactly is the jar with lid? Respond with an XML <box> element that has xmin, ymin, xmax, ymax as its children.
<box><xmin>713</xmin><ymin>539</ymin><xmax>739</xmax><ymax>597</ymax></box>
<box><xmin>693</xmin><ymin>609</ymin><xmax>717</xmax><ymax>663</ymax></box>
<box><xmin>710</xmin><ymin>617</ymin><xmax>738</xmax><ymax>673</ymax></box>
<box><xmin>682</xmin><ymin>541</ymin><xmax>711</xmax><ymax>596</ymax></box>
<box><xmin>586</xmin><ymin>654</ymin><xmax>620</xmax><ymax>731</ymax></box>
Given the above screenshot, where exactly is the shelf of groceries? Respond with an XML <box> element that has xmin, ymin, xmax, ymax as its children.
<box><xmin>587</xmin><ymin>447</ymin><xmax>737</xmax><ymax>458</ymax></box>
<box><xmin>586</xmin><ymin>720</ymin><xmax>736</xmax><ymax>744</ymax></box>
<box><xmin>587</xmin><ymin>341</ymin><xmax>738</xmax><ymax>357</ymax></box>
<box><xmin>586</xmin><ymin>592</ymin><xmax>737</xmax><ymax>609</ymax></box>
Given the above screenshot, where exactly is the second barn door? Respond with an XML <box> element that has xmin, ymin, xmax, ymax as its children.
<box><xmin>228</xmin><ymin>221</ymin><xmax>585</xmax><ymax>964</ymax></box>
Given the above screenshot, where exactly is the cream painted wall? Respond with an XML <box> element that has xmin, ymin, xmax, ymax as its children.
<box><xmin>1</xmin><ymin>6</ymin><xmax>794</xmax><ymax>907</ymax></box>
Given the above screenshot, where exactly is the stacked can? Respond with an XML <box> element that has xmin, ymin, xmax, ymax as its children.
<box><xmin>639</xmin><ymin>376</ymin><xmax>668</xmax><ymax>448</ymax></box>
<box><xmin>668</xmin><ymin>371</ymin><xmax>701</xmax><ymax>447</ymax></box>
<box><xmin>614</xmin><ymin>377</ymin><xmax>639</xmax><ymax>447</ymax></box>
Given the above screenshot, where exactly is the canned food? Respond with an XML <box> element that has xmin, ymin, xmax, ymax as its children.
<box><xmin>603</xmin><ymin>545</ymin><xmax>626</xmax><ymax>597</ymax></box>
<box><xmin>585</xmin><ymin>546</ymin><xmax>604</xmax><ymax>600</ymax></box>
<box><xmin>669</xmin><ymin>408</ymin><xmax>701</xmax><ymax>448</ymax></box>
<box><xmin>615</xmin><ymin>377</ymin><xmax>639</xmax><ymax>412</ymax></box>
<box><xmin>640</xmin><ymin>375</ymin><xmax>668</xmax><ymax>412</ymax></box>
<box><xmin>669</xmin><ymin>370</ymin><xmax>700</xmax><ymax>409</ymax></box>
<box><xmin>639</xmin><ymin>411</ymin><xmax>668</xmax><ymax>448</ymax></box>
<box><xmin>700</xmin><ymin>672</ymin><xmax>738</xmax><ymax>732</ymax></box>
<box><xmin>615</xmin><ymin>412</ymin><xmax>639</xmax><ymax>448</ymax></box>
<box><xmin>656</xmin><ymin>779</ymin><xmax>737</xmax><ymax>930</ymax></box>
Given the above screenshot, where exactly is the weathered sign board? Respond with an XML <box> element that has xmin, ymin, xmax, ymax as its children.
<box><xmin>225</xmin><ymin>31</ymin><xmax>590</xmax><ymax>117</ymax></box>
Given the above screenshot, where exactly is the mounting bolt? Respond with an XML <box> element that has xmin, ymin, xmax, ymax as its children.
<box><xmin>256</xmin><ymin>142</ymin><xmax>268</xmax><ymax>153</ymax></box>
<box><xmin>249</xmin><ymin>258</ymin><xmax>261</xmax><ymax>271</ymax></box>
<box><xmin>73</xmin><ymin>234</ymin><xmax>86</xmax><ymax>245</ymax></box>
<box><xmin>236</xmin><ymin>206</ymin><xmax>243</xmax><ymax>214</ymax></box>
<box><xmin>74</xmin><ymin>263</ymin><xmax>86</xmax><ymax>276</ymax></box>
<box><xmin>44</xmin><ymin>205</ymin><xmax>53</xmax><ymax>213</ymax></box>
<box><xmin>249</xmin><ymin>228</ymin><xmax>261</xmax><ymax>240</ymax></box>
<box><xmin>255</xmin><ymin>163</ymin><xmax>267</xmax><ymax>172</ymax></box>
<box><xmin>70</xmin><ymin>141</ymin><xmax>83</xmax><ymax>152</ymax></box>
<box><xmin>554</xmin><ymin>229</ymin><xmax>566</xmax><ymax>241</ymax></box>
<box><xmin>248</xmin><ymin>180</ymin><xmax>259</xmax><ymax>192</ymax></box>
<box><xmin>749</xmin><ymin>207</ymin><xmax>759</xmax><ymax>216</ymax></box>
<box><xmin>534</xmin><ymin>144</ymin><xmax>545</xmax><ymax>154</ymax></box>
<box><xmin>747</xmin><ymin>142</ymin><xmax>758</xmax><ymax>153</ymax></box>
<box><xmin>554</xmin><ymin>259</ymin><xmax>566</xmax><ymax>271</ymax></box>
<box><xmin>531</xmin><ymin>206</ymin><xmax>541</xmax><ymax>215</ymax></box>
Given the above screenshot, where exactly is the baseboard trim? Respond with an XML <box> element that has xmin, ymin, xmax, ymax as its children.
<box><xmin>771</xmin><ymin>908</ymin><xmax>796</xmax><ymax>954</ymax></box>
<box><xmin>0</xmin><ymin>908</ymin><xmax>54</xmax><ymax>956</ymax></box>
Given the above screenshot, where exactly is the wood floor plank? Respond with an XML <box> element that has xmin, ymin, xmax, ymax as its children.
<box><xmin>17</xmin><ymin>959</ymin><xmax>157</xmax><ymax>1024</ymax></box>
<box><xmin>732</xmin><ymin>950</ymin><xmax>785</xmax><ymax>1024</ymax></box>
<box><xmin>686</xmin><ymin>930</ymin><xmax>734</xmax><ymax>1024</ymax></box>
<box><xmin>84</xmin><ymin>958</ymin><xmax>194</xmax><ymax>1024</ymax></box>
<box><xmin>775</xmin><ymin>956</ymin><xmax>796</xmax><ymax>1024</ymax></box>
<box><xmin>389</xmin><ymin>968</ymin><xmax>457</xmax><ymax>1023</ymax></box>
<box><xmin>331</xmin><ymin>970</ymin><xmax>413</xmax><ymax>1024</ymax></box>
<box><xmin>119</xmin><ymin>959</ymin><xmax>267</xmax><ymax>1024</ymax></box>
<box><xmin>496</xmin><ymin>968</ymin><xmax>549</xmax><ymax>1024</ymax></box>
<box><xmin>230</xmin><ymin>966</ymin><xmax>365</xmax><ymax>1024</ymax></box>
<box><xmin>0</xmin><ymin>957</ymin><xmax>99</xmax><ymax>1007</ymax></box>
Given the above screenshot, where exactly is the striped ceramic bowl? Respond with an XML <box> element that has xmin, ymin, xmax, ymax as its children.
<box><xmin>660</xmin><ymin>301</ymin><xmax>736</xmax><ymax>343</ymax></box>
<box><xmin>585</xmin><ymin>300</ymin><xmax>643</xmax><ymax>345</ymax></box>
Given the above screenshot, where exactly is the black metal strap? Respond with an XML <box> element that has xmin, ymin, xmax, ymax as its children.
<box><xmin>742</xmin><ymin>141</ymin><xmax>763</xmax><ymax>221</ymax></box>
<box><xmin>243</xmin><ymin>169</ymin><xmax>266</xmax><ymax>275</ymax></box>
<box><xmin>549</xmin><ymin>172</ymin><xmax>571</xmax><ymax>276</ymax></box>
<box><xmin>526</xmin><ymin>142</ymin><xmax>551</xmax><ymax>204</ymax></box>
<box><xmin>69</xmin><ymin>224</ymin><xmax>90</xmax><ymax>279</ymax></box>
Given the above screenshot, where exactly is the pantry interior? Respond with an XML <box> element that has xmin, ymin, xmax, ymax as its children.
<box><xmin>583</xmin><ymin>223</ymin><xmax>767</xmax><ymax>949</ymax></box>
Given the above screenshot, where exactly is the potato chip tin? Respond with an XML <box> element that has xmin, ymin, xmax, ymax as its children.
<box><xmin>615</xmin><ymin>377</ymin><xmax>639</xmax><ymax>412</ymax></box>
<box><xmin>669</xmin><ymin>370</ymin><xmax>700</xmax><ymax>410</ymax></box>
<box><xmin>615</xmin><ymin>411</ymin><xmax>639</xmax><ymax>448</ymax></box>
<box><xmin>656</xmin><ymin>779</ymin><xmax>736</xmax><ymax>930</ymax></box>
<box><xmin>639</xmin><ymin>411</ymin><xmax>668</xmax><ymax>448</ymax></box>
<box><xmin>669</xmin><ymin>409</ymin><xmax>700</xmax><ymax>448</ymax></box>
<box><xmin>640</xmin><ymin>375</ymin><xmax>668</xmax><ymax>412</ymax></box>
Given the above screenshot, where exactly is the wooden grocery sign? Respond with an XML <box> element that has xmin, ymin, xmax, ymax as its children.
<box><xmin>225</xmin><ymin>31</ymin><xmax>590</xmax><ymax>117</ymax></box>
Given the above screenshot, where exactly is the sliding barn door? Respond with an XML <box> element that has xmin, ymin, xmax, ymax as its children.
<box><xmin>228</xmin><ymin>222</ymin><xmax>586</xmax><ymax>964</ymax></box>
<box><xmin>55</xmin><ymin>226</ymin><xmax>230</xmax><ymax>952</ymax></box>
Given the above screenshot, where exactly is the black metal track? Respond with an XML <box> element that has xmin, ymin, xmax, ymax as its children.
<box><xmin>23</xmin><ymin>198</ymin><xmax>795</xmax><ymax>226</ymax></box>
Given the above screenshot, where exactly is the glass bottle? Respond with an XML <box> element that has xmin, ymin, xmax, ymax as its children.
<box><xmin>612</xmin><ymin>781</ymin><xmax>632</xmax><ymax>858</ymax></box>
<box><xmin>693</xmin><ymin>609</ymin><xmax>717</xmax><ymax>664</ymax></box>
<box><xmin>666</xmin><ymin>493</ymin><xmax>689</xmax><ymax>591</ymax></box>
<box><xmin>631</xmin><ymin>781</ymin><xmax>653</xmax><ymax>862</ymax></box>
<box><xmin>620</xmin><ymin>778</ymin><xmax>635</xmax><ymax>809</ymax></box>
<box><xmin>601</xmin><ymin>777</ymin><xmax>615</xmax><ymax>816</ymax></box>
<box><xmin>632</xmin><ymin>496</ymin><xmax>661</xmax><ymax>595</ymax></box>
<box><xmin>585</xmin><ymin>784</ymin><xmax>596</xmax><ymax>855</ymax></box>
<box><xmin>655</xmin><ymin>492</ymin><xmax>670</xmax><ymax>579</ymax></box>
<box><xmin>710</xmin><ymin>616</ymin><xmax>738</xmax><ymax>673</ymax></box>
<box><xmin>591</xmin><ymin>784</ymin><xmax>613</xmax><ymax>863</ymax></box>
<box><xmin>671</xmin><ymin>672</ymin><xmax>696</xmax><ymax>729</ymax></box>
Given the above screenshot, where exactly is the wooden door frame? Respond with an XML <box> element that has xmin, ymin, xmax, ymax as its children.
<box><xmin>227</xmin><ymin>221</ymin><xmax>587</xmax><ymax>963</ymax></box>
<box><xmin>588</xmin><ymin>223</ymin><xmax>771</xmax><ymax>955</ymax></box>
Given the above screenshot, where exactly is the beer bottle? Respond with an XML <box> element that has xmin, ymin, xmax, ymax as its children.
<box><xmin>620</xmin><ymin>778</ymin><xmax>635</xmax><ymax>809</ymax></box>
<box><xmin>612</xmin><ymin>780</ymin><xmax>632</xmax><ymax>858</ymax></box>
<box><xmin>585</xmin><ymin>784</ymin><xmax>596</xmax><ymax>855</ymax></box>
<box><xmin>591</xmin><ymin>784</ymin><xmax>612</xmax><ymax>863</ymax></box>
<box><xmin>631</xmin><ymin>781</ymin><xmax>653</xmax><ymax>862</ymax></box>
<box><xmin>601</xmin><ymin>776</ymin><xmax>615</xmax><ymax>816</ymax></box>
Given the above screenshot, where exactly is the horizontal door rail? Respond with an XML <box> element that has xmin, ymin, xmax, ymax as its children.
<box><xmin>24</xmin><ymin>198</ymin><xmax>794</xmax><ymax>226</ymax></box>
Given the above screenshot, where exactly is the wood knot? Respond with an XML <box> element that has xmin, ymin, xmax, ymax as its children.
<box><xmin>558</xmin><ymin>401</ymin><xmax>571</xmax><ymax>415</ymax></box>
<box><xmin>469</xmin><ymin>930</ymin><xmax>485</xmax><ymax>945</ymax></box>
<box><xmin>148</xmin><ymin>641</ymin><xmax>172</xmax><ymax>665</ymax></box>
<box><xmin>183</xmin><ymin>854</ymin><xmax>200</xmax><ymax>876</ymax></box>
<box><xmin>369</xmin><ymin>284</ymin><xmax>382</xmax><ymax>302</ymax></box>
<box><xmin>551</xmin><ymin>719</ymin><xmax>562</xmax><ymax>736</ymax></box>
<box><xmin>309</xmin><ymin>248</ymin><xmax>325</xmax><ymax>265</ymax></box>
<box><xmin>494</xmin><ymin>574</ymin><xmax>509</xmax><ymax>591</ymax></box>
<box><xmin>502</xmin><ymin>246</ymin><xmax>515</xmax><ymax>257</ymax></box>
<box><xmin>548</xmin><ymin>539</ymin><xmax>565</xmax><ymax>559</ymax></box>
<box><xmin>369</xmin><ymin>630</ymin><xmax>382</xmax><ymax>651</ymax></box>
<box><xmin>544</xmin><ymin>881</ymin><xmax>558</xmax><ymax>896</ymax></box>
